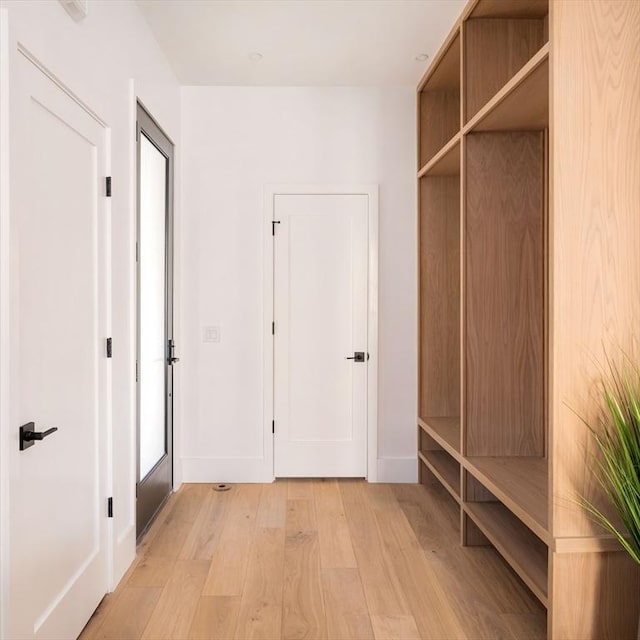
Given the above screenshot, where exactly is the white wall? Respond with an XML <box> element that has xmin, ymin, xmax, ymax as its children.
<box><xmin>180</xmin><ymin>86</ymin><xmax>417</xmax><ymax>483</ymax></box>
<box><xmin>0</xmin><ymin>1</ymin><xmax>180</xmax><ymax>623</ymax></box>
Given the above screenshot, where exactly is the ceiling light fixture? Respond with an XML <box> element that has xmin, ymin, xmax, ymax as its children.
<box><xmin>415</xmin><ymin>54</ymin><xmax>429</xmax><ymax>62</ymax></box>
<box><xmin>249</xmin><ymin>52</ymin><xmax>263</xmax><ymax>61</ymax></box>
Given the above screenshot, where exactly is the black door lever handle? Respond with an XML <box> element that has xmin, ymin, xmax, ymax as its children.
<box><xmin>346</xmin><ymin>352</ymin><xmax>368</xmax><ymax>362</ymax></box>
<box><xmin>19</xmin><ymin>422</ymin><xmax>58</xmax><ymax>451</ymax></box>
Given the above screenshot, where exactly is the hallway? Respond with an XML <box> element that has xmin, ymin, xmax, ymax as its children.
<box><xmin>79</xmin><ymin>480</ymin><xmax>545</xmax><ymax>640</ymax></box>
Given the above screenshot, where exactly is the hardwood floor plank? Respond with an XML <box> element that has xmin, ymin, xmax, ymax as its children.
<box><xmin>313</xmin><ymin>480</ymin><xmax>357</xmax><ymax>569</ymax></box>
<box><xmin>234</xmin><ymin>527</ymin><xmax>286</xmax><ymax>639</ymax></box>
<box><xmin>256</xmin><ymin>479</ymin><xmax>288</xmax><ymax>528</ymax></box>
<box><xmin>339</xmin><ymin>481</ymin><xmax>411</xmax><ymax>617</ymax></box>
<box><xmin>322</xmin><ymin>568</ymin><xmax>374</xmax><ymax>640</ymax></box>
<box><xmin>188</xmin><ymin>596</ymin><xmax>241</xmax><ymax>640</ymax></box>
<box><xmin>286</xmin><ymin>498</ymin><xmax>317</xmax><ymax>533</ymax></box>
<box><xmin>371</xmin><ymin>614</ymin><xmax>421</xmax><ymax>640</ymax></box>
<box><xmin>79</xmin><ymin>482</ymin><xmax>546</xmax><ymax>640</ymax></box>
<box><xmin>89</xmin><ymin>587</ymin><xmax>162</xmax><ymax>640</ymax></box>
<box><xmin>288</xmin><ymin>479</ymin><xmax>314</xmax><ymax>499</ymax></box>
<box><xmin>180</xmin><ymin>485</ymin><xmax>232</xmax><ymax>560</ymax></box>
<box><xmin>374</xmin><ymin>508</ymin><xmax>467</xmax><ymax>640</ymax></box>
<box><xmin>283</xmin><ymin>531</ymin><xmax>327</xmax><ymax>640</ymax></box>
<box><xmin>146</xmin><ymin>485</ymin><xmax>209</xmax><ymax>559</ymax></box>
<box><xmin>128</xmin><ymin>556</ymin><xmax>176</xmax><ymax>588</ymax></box>
<box><xmin>203</xmin><ymin>484</ymin><xmax>262</xmax><ymax>596</ymax></box>
<box><xmin>141</xmin><ymin>559</ymin><xmax>210</xmax><ymax>640</ymax></box>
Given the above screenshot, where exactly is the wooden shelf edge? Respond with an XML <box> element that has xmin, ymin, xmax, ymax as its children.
<box><xmin>419</xmin><ymin>451</ymin><xmax>461</xmax><ymax>504</ymax></box>
<box><xmin>417</xmin><ymin>133</ymin><xmax>461</xmax><ymax>178</ymax></box>
<box><xmin>552</xmin><ymin>535</ymin><xmax>626</xmax><ymax>554</ymax></box>
<box><xmin>418</xmin><ymin>417</ymin><xmax>461</xmax><ymax>462</ymax></box>
<box><xmin>464</xmin><ymin>502</ymin><xmax>548</xmax><ymax>607</ymax></box>
<box><xmin>464</xmin><ymin>458</ymin><xmax>550</xmax><ymax>544</ymax></box>
<box><xmin>417</xmin><ymin>26</ymin><xmax>462</xmax><ymax>92</ymax></box>
<box><xmin>463</xmin><ymin>43</ymin><xmax>550</xmax><ymax>133</ymax></box>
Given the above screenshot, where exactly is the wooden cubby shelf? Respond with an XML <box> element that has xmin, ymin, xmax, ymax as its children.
<box><xmin>465</xmin><ymin>457</ymin><xmax>549</xmax><ymax>542</ymax></box>
<box><xmin>465</xmin><ymin>501</ymin><xmax>548</xmax><ymax>606</ymax></box>
<box><xmin>418</xmin><ymin>31</ymin><xmax>461</xmax><ymax>167</ymax></box>
<box><xmin>418</xmin><ymin>417</ymin><xmax>460</xmax><ymax>460</ymax></box>
<box><xmin>418</xmin><ymin>450</ymin><xmax>461</xmax><ymax>503</ymax></box>
<box><xmin>418</xmin><ymin>134</ymin><xmax>460</xmax><ymax>178</ymax></box>
<box><xmin>465</xmin><ymin>45</ymin><xmax>549</xmax><ymax>133</ymax></box>
<box><xmin>417</xmin><ymin>0</ymin><xmax>640</xmax><ymax>635</ymax></box>
<box><xmin>464</xmin><ymin>8</ymin><xmax>548</xmax><ymax>123</ymax></box>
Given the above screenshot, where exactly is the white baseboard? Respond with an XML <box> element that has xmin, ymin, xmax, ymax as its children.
<box><xmin>376</xmin><ymin>456</ymin><xmax>418</xmax><ymax>483</ymax></box>
<box><xmin>181</xmin><ymin>457</ymin><xmax>273</xmax><ymax>483</ymax></box>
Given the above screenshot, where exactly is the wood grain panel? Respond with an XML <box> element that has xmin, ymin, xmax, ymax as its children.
<box><xmin>469</xmin><ymin>0</ymin><xmax>548</xmax><ymax>20</ymax></box>
<box><xmin>550</xmin><ymin>0</ymin><xmax>640</xmax><ymax>540</ymax></box>
<box><xmin>550</xmin><ymin>551</ymin><xmax>640</xmax><ymax>639</ymax></box>
<box><xmin>420</xmin><ymin>90</ymin><xmax>460</xmax><ymax>167</ymax></box>
<box><xmin>464</xmin><ymin>18</ymin><xmax>546</xmax><ymax>121</ymax></box>
<box><xmin>465</xmin><ymin>132</ymin><xmax>544</xmax><ymax>457</ymax></box>
<box><xmin>419</xmin><ymin>175</ymin><xmax>461</xmax><ymax>419</ymax></box>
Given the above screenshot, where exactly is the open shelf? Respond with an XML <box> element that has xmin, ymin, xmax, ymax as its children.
<box><xmin>419</xmin><ymin>32</ymin><xmax>461</xmax><ymax>167</ymax></box>
<box><xmin>465</xmin><ymin>46</ymin><xmax>548</xmax><ymax>133</ymax></box>
<box><xmin>465</xmin><ymin>456</ymin><xmax>548</xmax><ymax>542</ymax></box>
<box><xmin>468</xmin><ymin>0</ymin><xmax>548</xmax><ymax>20</ymax></box>
<box><xmin>464</xmin><ymin>12</ymin><xmax>548</xmax><ymax>122</ymax></box>
<box><xmin>418</xmin><ymin>417</ymin><xmax>460</xmax><ymax>460</ymax></box>
<box><xmin>419</xmin><ymin>450</ymin><xmax>460</xmax><ymax>503</ymax></box>
<box><xmin>465</xmin><ymin>501</ymin><xmax>548</xmax><ymax>606</ymax></box>
<box><xmin>419</xmin><ymin>174</ymin><xmax>460</xmax><ymax>431</ymax></box>
<box><xmin>418</xmin><ymin>134</ymin><xmax>460</xmax><ymax>178</ymax></box>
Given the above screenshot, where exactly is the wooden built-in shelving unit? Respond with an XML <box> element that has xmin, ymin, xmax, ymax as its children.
<box><xmin>417</xmin><ymin>0</ymin><xmax>640</xmax><ymax>637</ymax></box>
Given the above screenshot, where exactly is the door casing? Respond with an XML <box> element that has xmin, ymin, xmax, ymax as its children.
<box><xmin>263</xmin><ymin>184</ymin><xmax>379</xmax><ymax>482</ymax></box>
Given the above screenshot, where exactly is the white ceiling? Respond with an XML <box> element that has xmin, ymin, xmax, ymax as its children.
<box><xmin>135</xmin><ymin>0</ymin><xmax>466</xmax><ymax>86</ymax></box>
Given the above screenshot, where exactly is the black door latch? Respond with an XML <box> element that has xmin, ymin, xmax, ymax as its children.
<box><xmin>346</xmin><ymin>352</ymin><xmax>367</xmax><ymax>363</ymax></box>
<box><xmin>19</xmin><ymin>422</ymin><xmax>58</xmax><ymax>451</ymax></box>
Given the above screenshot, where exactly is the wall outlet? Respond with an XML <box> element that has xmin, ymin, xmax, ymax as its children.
<box><xmin>203</xmin><ymin>326</ymin><xmax>220</xmax><ymax>343</ymax></box>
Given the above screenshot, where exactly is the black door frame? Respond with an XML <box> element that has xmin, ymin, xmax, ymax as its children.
<box><xmin>135</xmin><ymin>102</ymin><xmax>175</xmax><ymax>539</ymax></box>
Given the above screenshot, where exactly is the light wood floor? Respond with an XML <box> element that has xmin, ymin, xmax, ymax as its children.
<box><xmin>80</xmin><ymin>479</ymin><xmax>545</xmax><ymax>640</ymax></box>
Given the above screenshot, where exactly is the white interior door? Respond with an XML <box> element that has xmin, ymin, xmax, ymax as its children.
<box><xmin>8</xmin><ymin>52</ymin><xmax>110</xmax><ymax>639</ymax></box>
<box><xmin>274</xmin><ymin>194</ymin><xmax>368</xmax><ymax>477</ymax></box>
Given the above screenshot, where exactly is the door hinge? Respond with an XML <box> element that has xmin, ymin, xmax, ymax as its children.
<box><xmin>135</xmin><ymin>241</ymin><xmax>139</xmax><ymax>263</ymax></box>
<box><xmin>135</xmin><ymin>359</ymin><xmax>139</xmax><ymax>382</ymax></box>
<box><xmin>272</xmin><ymin>420</ymin><xmax>275</xmax><ymax>434</ymax></box>
<box><xmin>107</xmin><ymin>497</ymin><xmax>113</xmax><ymax>518</ymax></box>
<box><xmin>106</xmin><ymin>337</ymin><xmax>113</xmax><ymax>358</ymax></box>
<box><xmin>271</xmin><ymin>220</ymin><xmax>281</xmax><ymax>236</ymax></box>
<box><xmin>272</xmin><ymin>321</ymin><xmax>275</xmax><ymax>335</ymax></box>
<box><xmin>105</xmin><ymin>176</ymin><xmax>112</xmax><ymax>197</ymax></box>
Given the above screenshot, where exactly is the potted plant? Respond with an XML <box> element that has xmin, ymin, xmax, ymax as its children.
<box><xmin>581</xmin><ymin>356</ymin><xmax>640</xmax><ymax>636</ymax></box>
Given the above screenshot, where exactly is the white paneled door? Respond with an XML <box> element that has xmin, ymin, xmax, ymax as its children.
<box><xmin>8</xmin><ymin>52</ymin><xmax>110</xmax><ymax>639</ymax></box>
<box><xmin>274</xmin><ymin>194</ymin><xmax>368</xmax><ymax>477</ymax></box>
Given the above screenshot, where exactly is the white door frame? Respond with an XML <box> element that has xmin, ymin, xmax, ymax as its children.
<box><xmin>263</xmin><ymin>184</ymin><xmax>379</xmax><ymax>482</ymax></box>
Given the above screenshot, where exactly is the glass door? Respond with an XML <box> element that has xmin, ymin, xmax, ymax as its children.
<box><xmin>136</xmin><ymin>104</ymin><xmax>175</xmax><ymax>537</ymax></box>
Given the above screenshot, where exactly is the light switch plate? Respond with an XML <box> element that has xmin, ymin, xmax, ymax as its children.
<box><xmin>203</xmin><ymin>326</ymin><xmax>220</xmax><ymax>343</ymax></box>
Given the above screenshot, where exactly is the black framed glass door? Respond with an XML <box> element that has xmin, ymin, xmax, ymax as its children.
<box><xmin>136</xmin><ymin>103</ymin><xmax>175</xmax><ymax>538</ymax></box>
